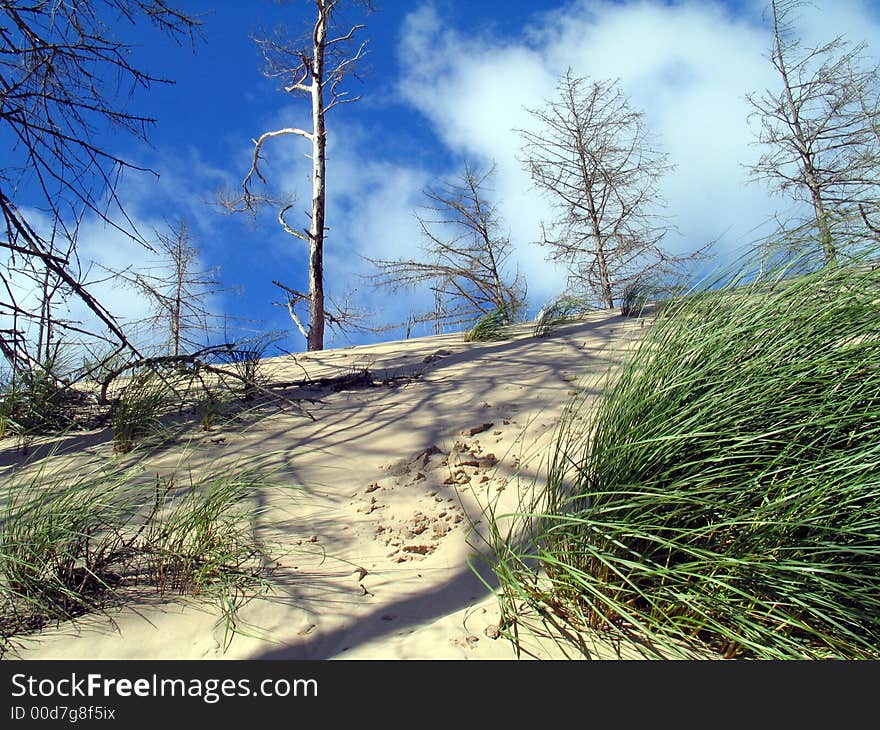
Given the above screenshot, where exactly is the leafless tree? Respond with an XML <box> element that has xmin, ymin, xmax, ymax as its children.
<box><xmin>519</xmin><ymin>70</ymin><xmax>681</xmax><ymax>310</ymax></box>
<box><xmin>748</xmin><ymin>0</ymin><xmax>880</xmax><ymax>263</ymax></box>
<box><xmin>223</xmin><ymin>0</ymin><xmax>374</xmax><ymax>351</ymax></box>
<box><xmin>366</xmin><ymin>163</ymin><xmax>527</xmax><ymax>334</ymax></box>
<box><xmin>107</xmin><ymin>221</ymin><xmax>225</xmax><ymax>357</ymax></box>
<box><xmin>3</xmin><ymin>213</ymin><xmax>81</xmax><ymax>374</ymax></box>
<box><xmin>0</xmin><ymin>0</ymin><xmax>199</xmax><ymax>379</ymax></box>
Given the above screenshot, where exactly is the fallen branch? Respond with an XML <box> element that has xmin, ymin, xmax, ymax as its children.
<box><xmin>99</xmin><ymin>345</ymin><xmax>315</xmax><ymax>421</ymax></box>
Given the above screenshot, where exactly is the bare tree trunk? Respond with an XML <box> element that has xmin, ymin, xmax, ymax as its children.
<box><xmin>225</xmin><ymin>0</ymin><xmax>371</xmax><ymax>352</ymax></box>
<box><xmin>309</xmin><ymin>10</ymin><xmax>328</xmax><ymax>351</ymax></box>
<box><xmin>172</xmin><ymin>230</ymin><xmax>184</xmax><ymax>357</ymax></box>
<box><xmin>771</xmin><ymin>1</ymin><xmax>836</xmax><ymax>264</ymax></box>
<box><xmin>37</xmin><ymin>267</ymin><xmax>51</xmax><ymax>364</ymax></box>
<box><xmin>466</xmin><ymin>168</ymin><xmax>509</xmax><ymax>315</ymax></box>
<box><xmin>595</xmin><ymin>238</ymin><xmax>614</xmax><ymax>309</ymax></box>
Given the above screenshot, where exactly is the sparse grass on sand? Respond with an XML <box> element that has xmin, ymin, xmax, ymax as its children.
<box><xmin>487</xmin><ymin>246</ymin><xmax>880</xmax><ymax>659</ymax></box>
<box><xmin>0</xmin><ymin>448</ymin><xmax>283</xmax><ymax>656</ymax></box>
<box><xmin>112</xmin><ymin>369</ymin><xmax>173</xmax><ymax>453</ymax></box>
<box><xmin>533</xmin><ymin>294</ymin><xmax>594</xmax><ymax>337</ymax></box>
<box><xmin>464</xmin><ymin>306</ymin><xmax>515</xmax><ymax>342</ymax></box>
<box><xmin>0</xmin><ymin>361</ymin><xmax>81</xmax><ymax>444</ymax></box>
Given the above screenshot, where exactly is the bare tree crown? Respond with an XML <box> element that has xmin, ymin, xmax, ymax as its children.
<box><xmin>519</xmin><ymin>70</ymin><xmax>680</xmax><ymax>309</ymax></box>
<box><xmin>106</xmin><ymin>221</ymin><xmax>226</xmax><ymax>357</ymax></box>
<box><xmin>747</xmin><ymin>0</ymin><xmax>880</xmax><ymax>262</ymax></box>
<box><xmin>367</xmin><ymin>162</ymin><xmax>527</xmax><ymax>335</ymax></box>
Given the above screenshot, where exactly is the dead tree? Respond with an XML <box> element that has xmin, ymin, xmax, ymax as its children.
<box><xmin>0</xmin><ymin>0</ymin><xmax>199</xmax><ymax>379</ymax></box>
<box><xmin>106</xmin><ymin>221</ymin><xmax>225</xmax><ymax>357</ymax></box>
<box><xmin>366</xmin><ymin>163</ymin><xmax>527</xmax><ymax>333</ymax></box>
<box><xmin>518</xmin><ymin>70</ymin><xmax>680</xmax><ymax>310</ymax></box>
<box><xmin>270</xmin><ymin>279</ymin><xmax>372</xmax><ymax>342</ymax></box>
<box><xmin>6</xmin><ymin>213</ymin><xmax>82</xmax><ymax>373</ymax></box>
<box><xmin>748</xmin><ymin>0</ymin><xmax>880</xmax><ymax>263</ymax></box>
<box><xmin>223</xmin><ymin>0</ymin><xmax>374</xmax><ymax>351</ymax></box>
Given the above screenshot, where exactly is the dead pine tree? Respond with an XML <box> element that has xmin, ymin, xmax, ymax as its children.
<box><xmin>10</xmin><ymin>215</ymin><xmax>81</xmax><ymax>375</ymax></box>
<box><xmin>366</xmin><ymin>163</ymin><xmax>527</xmax><ymax>334</ymax></box>
<box><xmin>223</xmin><ymin>0</ymin><xmax>374</xmax><ymax>351</ymax></box>
<box><xmin>747</xmin><ymin>0</ymin><xmax>880</xmax><ymax>263</ymax></box>
<box><xmin>106</xmin><ymin>221</ymin><xmax>225</xmax><ymax>357</ymax></box>
<box><xmin>518</xmin><ymin>70</ymin><xmax>686</xmax><ymax>311</ymax></box>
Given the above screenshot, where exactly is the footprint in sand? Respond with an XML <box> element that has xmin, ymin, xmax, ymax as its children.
<box><xmin>450</xmin><ymin>635</ymin><xmax>480</xmax><ymax>650</ymax></box>
<box><xmin>362</xmin><ymin>440</ymin><xmax>503</xmax><ymax>562</ymax></box>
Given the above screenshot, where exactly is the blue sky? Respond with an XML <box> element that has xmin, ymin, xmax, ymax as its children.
<box><xmin>18</xmin><ymin>0</ymin><xmax>880</xmax><ymax>353</ymax></box>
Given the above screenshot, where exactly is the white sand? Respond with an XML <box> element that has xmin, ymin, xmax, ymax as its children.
<box><xmin>4</xmin><ymin>311</ymin><xmax>650</xmax><ymax>660</ymax></box>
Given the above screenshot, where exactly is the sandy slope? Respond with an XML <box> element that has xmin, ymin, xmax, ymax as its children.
<box><xmin>5</xmin><ymin>311</ymin><xmax>648</xmax><ymax>660</ymax></box>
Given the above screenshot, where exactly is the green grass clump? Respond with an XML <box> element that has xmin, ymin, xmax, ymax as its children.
<box><xmin>215</xmin><ymin>338</ymin><xmax>274</xmax><ymax>402</ymax></box>
<box><xmin>619</xmin><ymin>280</ymin><xmax>650</xmax><ymax>317</ymax></box>
<box><xmin>533</xmin><ymin>293</ymin><xmax>593</xmax><ymax>337</ymax></box>
<box><xmin>490</xmin><ymin>247</ymin><xmax>880</xmax><ymax>659</ymax></box>
<box><xmin>0</xmin><ymin>451</ymin><xmax>280</xmax><ymax>655</ymax></box>
<box><xmin>112</xmin><ymin>370</ymin><xmax>172</xmax><ymax>453</ymax></box>
<box><xmin>0</xmin><ymin>362</ymin><xmax>79</xmax><ymax>441</ymax></box>
<box><xmin>464</xmin><ymin>305</ymin><xmax>515</xmax><ymax>342</ymax></box>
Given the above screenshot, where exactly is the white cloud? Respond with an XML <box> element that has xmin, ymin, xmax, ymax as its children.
<box><xmin>392</xmin><ymin>0</ymin><xmax>880</xmax><ymax>306</ymax></box>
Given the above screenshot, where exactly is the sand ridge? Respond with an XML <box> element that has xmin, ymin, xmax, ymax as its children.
<box><xmin>5</xmin><ymin>311</ymin><xmax>646</xmax><ymax>660</ymax></box>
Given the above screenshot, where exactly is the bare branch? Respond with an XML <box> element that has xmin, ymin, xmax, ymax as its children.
<box><xmin>241</xmin><ymin>127</ymin><xmax>314</xmax><ymax>207</ymax></box>
<box><xmin>272</xmin><ymin>280</ymin><xmax>310</xmax><ymax>340</ymax></box>
<box><xmin>278</xmin><ymin>205</ymin><xmax>310</xmax><ymax>241</ymax></box>
<box><xmin>326</xmin><ymin>24</ymin><xmax>366</xmax><ymax>47</ymax></box>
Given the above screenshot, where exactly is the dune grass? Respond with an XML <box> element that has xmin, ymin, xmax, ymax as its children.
<box><xmin>487</xmin><ymin>247</ymin><xmax>880</xmax><ymax>659</ymax></box>
<box><xmin>533</xmin><ymin>293</ymin><xmax>594</xmax><ymax>337</ymax></box>
<box><xmin>215</xmin><ymin>338</ymin><xmax>274</xmax><ymax>402</ymax></box>
<box><xmin>0</xmin><ymin>449</ymin><xmax>284</xmax><ymax>656</ymax></box>
<box><xmin>111</xmin><ymin>369</ymin><xmax>174</xmax><ymax>453</ymax></box>
<box><xmin>464</xmin><ymin>306</ymin><xmax>516</xmax><ymax>342</ymax></box>
<box><xmin>0</xmin><ymin>361</ymin><xmax>81</xmax><ymax>444</ymax></box>
<box><xmin>619</xmin><ymin>280</ymin><xmax>651</xmax><ymax>317</ymax></box>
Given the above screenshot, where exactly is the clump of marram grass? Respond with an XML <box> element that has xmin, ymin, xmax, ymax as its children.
<box><xmin>0</xmin><ymin>360</ymin><xmax>82</xmax><ymax>443</ymax></box>
<box><xmin>619</xmin><ymin>280</ymin><xmax>650</xmax><ymax>317</ymax></box>
<box><xmin>112</xmin><ymin>369</ymin><xmax>173</xmax><ymax>453</ymax></box>
<box><xmin>488</xmin><ymin>246</ymin><xmax>880</xmax><ymax>659</ymax></box>
<box><xmin>464</xmin><ymin>305</ymin><xmax>515</xmax><ymax>342</ymax></box>
<box><xmin>0</xmin><ymin>450</ymin><xmax>282</xmax><ymax>655</ymax></box>
<box><xmin>533</xmin><ymin>293</ymin><xmax>593</xmax><ymax>337</ymax></box>
<box><xmin>215</xmin><ymin>337</ymin><xmax>275</xmax><ymax>402</ymax></box>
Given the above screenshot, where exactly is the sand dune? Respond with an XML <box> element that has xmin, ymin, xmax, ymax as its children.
<box><xmin>5</xmin><ymin>311</ymin><xmax>648</xmax><ymax>660</ymax></box>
